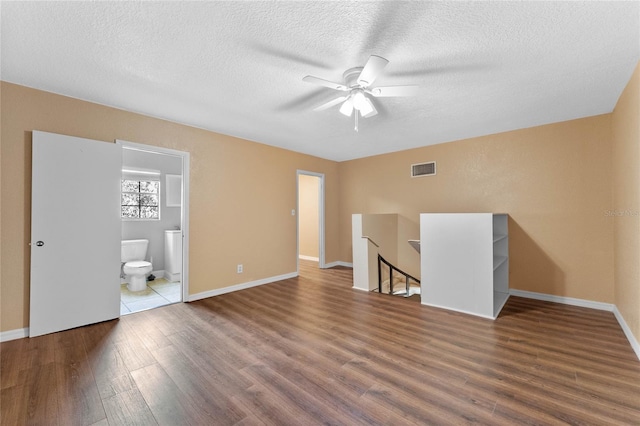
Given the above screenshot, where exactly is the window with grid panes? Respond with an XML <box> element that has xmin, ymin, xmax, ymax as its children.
<box><xmin>121</xmin><ymin>179</ymin><xmax>160</xmax><ymax>219</ymax></box>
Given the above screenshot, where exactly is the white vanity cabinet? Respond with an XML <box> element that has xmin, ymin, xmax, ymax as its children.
<box><xmin>164</xmin><ymin>230</ymin><xmax>182</xmax><ymax>282</ymax></box>
<box><xmin>420</xmin><ymin>213</ymin><xmax>509</xmax><ymax>319</ymax></box>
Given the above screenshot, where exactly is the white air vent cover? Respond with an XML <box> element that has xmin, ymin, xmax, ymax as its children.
<box><xmin>411</xmin><ymin>161</ymin><xmax>436</xmax><ymax>177</ymax></box>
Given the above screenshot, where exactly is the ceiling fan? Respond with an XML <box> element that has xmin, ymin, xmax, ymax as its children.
<box><xmin>303</xmin><ymin>55</ymin><xmax>418</xmax><ymax>131</ymax></box>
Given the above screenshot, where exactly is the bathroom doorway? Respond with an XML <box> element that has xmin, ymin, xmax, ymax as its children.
<box><xmin>118</xmin><ymin>140</ymin><xmax>190</xmax><ymax>315</ymax></box>
<box><xmin>297</xmin><ymin>170</ymin><xmax>325</xmax><ymax>273</ymax></box>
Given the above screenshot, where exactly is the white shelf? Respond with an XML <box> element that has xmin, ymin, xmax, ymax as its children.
<box><xmin>493</xmin><ymin>291</ymin><xmax>510</xmax><ymax>318</ymax></box>
<box><xmin>493</xmin><ymin>255</ymin><xmax>508</xmax><ymax>271</ymax></box>
<box><xmin>493</xmin><ymin>234</ymin><xmax>508</xmax><ymax>243</ymax></box>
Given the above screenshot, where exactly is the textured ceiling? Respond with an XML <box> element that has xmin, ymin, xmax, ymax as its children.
<box><xmin>2</xmin><ymin>2</ymin><xmax>639</xmax><ymax>161</ymax></box>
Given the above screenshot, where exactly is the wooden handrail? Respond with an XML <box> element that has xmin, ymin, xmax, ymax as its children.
<box><xmin>361</xmin><ymin>236</ymin><xmax>379</xmax><ymax>247</ymax></box>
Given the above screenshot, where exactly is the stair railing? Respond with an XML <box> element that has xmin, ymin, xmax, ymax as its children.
<box><xmin>378</xmin><ymin>254</ymin><xmax>421</xmax><ymax>297</ymax></box>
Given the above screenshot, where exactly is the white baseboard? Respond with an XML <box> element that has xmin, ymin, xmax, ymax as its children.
<box><xmin>613</xmin><ymin>305</ymin><xmax>640</xmax><ymax>361</ymax></box>
<box><xmin>187</xmin><ymin>272</ymin><xmax>298</xmax><ymax>302</ymax></box>
<box><xmin>164</xmin><ymin>271</ymin><xmax>181</xmax><ymax>282</ymax></box>
<box><xmin>323</xmin><ymin>261</ymin><xmax>353</xmax><ymax>269</ymax></box>
<box><xmin>420</xmin><ymin>300</ymin><xmax>496</xmax><ymax>320</ymax></box>
<box><xmin>1</xmin><ymin>327</ymin><xmax>29</xmax><ymax>342</ymax></box>
<box><xmin>511</xmin><ymin>289</ymin><xmax>639</xmax><ymax>361</ymax></box>
<box><xmin>352</xmin><ymin>285</ymin><xmax>370</xmax><ymax>292</ymax></box>
<box><xmin>299</xmin><ymin>255</ymin><xmax>319</xmax><ymax>261</ymax></box>
<box><xmin>509</xmin><ymin>289</ymin><xmax>614</xmax><ymax>311</ymax></box>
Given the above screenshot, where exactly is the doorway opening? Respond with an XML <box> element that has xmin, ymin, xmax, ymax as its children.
<box><xmin>297</xmin><ymin>170</ymin><xmax>325</xmax><ymax>273</ymax></box>
<box><xmin>118</xmin><ymin>140</ymin><xmax>190</xmax><ymax>314</ymax></box>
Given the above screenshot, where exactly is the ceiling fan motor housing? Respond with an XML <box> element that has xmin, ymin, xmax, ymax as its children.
<box><xmin>343</xmin><ymin>67</ymin><xmax>364</xmax><ymax>88</ymax></box>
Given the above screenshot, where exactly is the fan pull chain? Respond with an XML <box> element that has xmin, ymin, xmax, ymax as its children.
<box><xmin>354</xmin><ymin>109</ymin><xmax>359</xmax><ymax>132</ymax></box>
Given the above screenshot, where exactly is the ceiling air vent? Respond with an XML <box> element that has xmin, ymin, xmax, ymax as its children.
<box><xmin>411</xmin><ymin>161</ymin><xmax>436</xmax><ymax>178</ymax></box>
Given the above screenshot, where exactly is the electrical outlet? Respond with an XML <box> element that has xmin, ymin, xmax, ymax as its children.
<box><xmin>237</xmin><ymin>264</ymin><xmax>243</xmax><ymax>274</ymax></box>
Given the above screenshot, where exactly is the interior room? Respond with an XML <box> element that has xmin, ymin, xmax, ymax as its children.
<box><xmin>298</xmin><ymin>172</ymin><xmax>322</xmax><ymax>264</ymax></box>
<box><xmin>1</xmin><ymin>2</ymin><xmax>639</xmax><ymax>424</ymax></box>
<box><xmin>120</xmin><ymin>147</ymin><xmax>183</xmax><ymax>314</ymax></box>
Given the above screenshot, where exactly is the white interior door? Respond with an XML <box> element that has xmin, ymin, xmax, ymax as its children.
<box><xmin>30</xmin><ymin>131</ymin><xmax>122</xmax><ymax>337</ymax></box>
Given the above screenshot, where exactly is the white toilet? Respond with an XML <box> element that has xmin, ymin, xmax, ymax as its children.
<box><xmin>121</xmin><ymin>239</ymin><xmax>153</xmax><ymax>292</ymax></box>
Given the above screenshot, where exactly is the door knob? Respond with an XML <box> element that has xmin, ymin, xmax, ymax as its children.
<box><xmin>35</xmin><ymin>241</ymin><xmax>44</xmax><ymax>247</ymax></box>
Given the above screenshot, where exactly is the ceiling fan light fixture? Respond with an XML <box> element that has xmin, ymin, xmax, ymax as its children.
<box><xmin>339</xmin><ymin>98</ymin><xmax>354</xmax><ymax>116</ymax></box>
<box><xmin>360</xmin><ymin>97</ymin><xmax>376</xmax><ymax>117</ymax></box>
<box><xmin>352</xmin><ymin>90</ymin><xmax>367</xmax><ymax>110</ymax></box>
<box><xmin>358</xmin><ymin>97</ymin><xmax>373</xmax><ymax>117</ymax></box>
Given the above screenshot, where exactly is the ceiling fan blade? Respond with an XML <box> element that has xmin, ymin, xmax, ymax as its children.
<box><xmin>362</xmin><ymin>97</ymin><xmax>378</xmax><ymax>118</ymax></box>
<box><xmin>357</xmin><ymin>55</ymin><xmax>389</xmax><ymax>87</ymax></box>
<box><xmin>303</xmin><ymin>75</ymin><xmax>349</xmax><ymax>91</ymax></box>
<box><xmin>368</xmin><ymin>85</ymin><xmax>419</xmax><ymax>97</ymax></box>
<box><xmin>313</xmin><ymin>96</ymin><xmax>349</xmax><ymax>112</ymax></box>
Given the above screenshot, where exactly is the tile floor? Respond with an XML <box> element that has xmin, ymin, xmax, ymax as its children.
<box><xmin>120</xmin><ymin>278</ymin><xmax>181</xmax><ymax>315</ymax></box>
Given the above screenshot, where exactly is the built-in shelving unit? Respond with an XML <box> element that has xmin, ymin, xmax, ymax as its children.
<box><xmin>420</xmin><ymin>213</ymin><xmax>509</xmax><ymax>320</ymax></box>
<box><xmin>492</xmin><ymin>214</ymin><xmax>509</xmax><ymax>318</ymax></box>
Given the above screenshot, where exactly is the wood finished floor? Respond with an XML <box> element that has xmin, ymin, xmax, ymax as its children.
<box><xmin>2</xmin><ymin>260</ymin><xmax>640</xmax><ymax>425</ymax></box>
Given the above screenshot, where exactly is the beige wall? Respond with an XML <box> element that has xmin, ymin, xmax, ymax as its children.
<box><xmin>0</xmin><ymin>82</ymin><xmax>340</xmax><ymax>332</ymax></box>
<box><xmin>359</xmin><ymin>213</ymin><xmax>420</xmax><ymax>280</ymax></box>
<box><xmin>397</xmin><ymin>215</ymin><xmax>421</xmax><ymax>279</ymax></box>
<box><xmin>339</xmin><ymin>115</ymin><xmax>615</xmax><ymax>304</ymax></box>
<box><xmin>298</xmin><ymin>174</ymin><xmax>319</xmax><ymax>258</ymax></box>
<box><xmin>361</xmin><ymin>214</ymin><xmax>399</xmax><ymax>265</ymax></box>
<box><xmin>612</xmin><ymin>62</ymin><xmax>640</xmax><ymax>344</ymax></box>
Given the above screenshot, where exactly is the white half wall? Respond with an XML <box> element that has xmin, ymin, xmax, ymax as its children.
<box><xmin>352</xmin><ymin>214</ymin><xmax>380</xmax><ymax>291</ymax></box>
